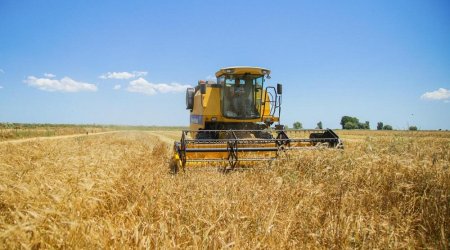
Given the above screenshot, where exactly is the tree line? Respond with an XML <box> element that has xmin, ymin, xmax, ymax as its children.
<box><xmin>292</xmin><ymin>121</ymin><xmax>322</xmax><ymax>129</ymax></box>
<box><xmin>292</xmin><ymin>116</ymin><xmax>419</xmax><ymax>130</ymax></box>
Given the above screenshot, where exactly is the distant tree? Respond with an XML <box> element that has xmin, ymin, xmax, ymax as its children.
<box><xmin>344</xmin><ymin>122</ymin><xmax>359</xmax><ymax>130</ymax></box>
<box><xmin>317</xmin><ymin>121</ymin><xmax>323</xmax><ymax>129</ymax></box>
<box><xmin>341</xmin><ymin>116</ymin><xmax>371</xmax><ymax>130</ymax></box>
<box><xmin>293</xmin><ymin>122</ymin><xmax>302</xmax><ymax>129</ymax></box>
<box><xmin>409</xmin><ymin>126</ymin><xmax>418</xmax><ymax>131</ymax></box>
<box><xmin>340</xmin><ymin>116</ymin><xmax>359</xmax><ymax>129</ymax></box>
<box><xmin>377</xmin><ymin>122</ymin><xmax>383</xmax><ymax>130</ymax></box>
<box><xmin>359</xmin><ymin>121</ymin><xmax>370</xmax><ymax>130</ymax></box>
<box><xmin>383</xmin><ymin>124</ymin><xmax>393</xmax><ymax>130</ymax></box>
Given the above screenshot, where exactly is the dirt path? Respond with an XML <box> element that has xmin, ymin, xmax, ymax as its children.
<box><xmin>0</xmin><ymin>131</ymin><xmax>123</xmax><ymax>145</ymax></box>
<box><xmin>0</xmin><ymin>130</ymin><xmax>182</xmax><ymax>146</ymax></box>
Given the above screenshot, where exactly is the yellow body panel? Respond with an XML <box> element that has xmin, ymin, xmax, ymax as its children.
<box><xmin>189</xmin><ymin>85</ymin><xmax>278</xmax><ymax>131</ymax></box>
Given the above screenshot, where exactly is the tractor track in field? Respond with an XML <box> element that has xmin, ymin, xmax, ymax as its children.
<box><xmin>0</xmin><ymin>131</ymin><xmax>124</xmax><ymax>144</ymax></box>
<box><xmin>0</xmin><ymin>130</ymin><xmax>181</xmax><ymax>145</ymax></box>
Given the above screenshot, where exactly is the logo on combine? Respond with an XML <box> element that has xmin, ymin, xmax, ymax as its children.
<box><xmin>190</xmin><ymin>115</ymin><xmax>203</xmax><ymax>124</ymax></box>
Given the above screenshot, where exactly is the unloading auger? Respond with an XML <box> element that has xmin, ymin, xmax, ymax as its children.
<box><xmin>170</xmin><ymin>66</ymin><xmax>343</xmax><ymax>173</ymax></box>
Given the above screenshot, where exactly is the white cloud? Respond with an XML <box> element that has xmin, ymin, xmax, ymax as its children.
<box><xmin>127</xmin><ymin>77</ymin><xmax>191</xmax><ymax>95</ymax></box>
<box><xmin>421</xmin><ymin>88</ymin><xmax>450</xmax><ymax>101</ymax></box>
<box><xmin>100</xmin><ymin>71</ymin><xmax>147</xmax><ymax>80</ymax></box>
<box><xmin>113</xmin><ymin>84</ymin><xmax>121</xmax><ymax>90</ymax></box>
<box><xmin>24</xmin><ymin>75</ymin><xmax>97</xmax><ymax>92</ymax></box>
<box><xmin>0</xmin><ymin>86</ymin><xmax>3</xmax><ymax>89</ymax></box>
<box><xmin>44</xmin><ymin>73</ymin><xmax>56</xmax><ymax>78</ymax></box>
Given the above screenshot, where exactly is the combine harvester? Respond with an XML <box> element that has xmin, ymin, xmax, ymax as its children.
<box><xmin>171</xmin><ymin>66</ymin><xmax>343</xmax><ymax>173</ymax></box>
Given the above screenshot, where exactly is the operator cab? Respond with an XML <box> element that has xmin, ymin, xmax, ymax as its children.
<box><xmin>216</xmin><ymin>67</ymin><xmax>270</xmax><ymax>120</ymax></box>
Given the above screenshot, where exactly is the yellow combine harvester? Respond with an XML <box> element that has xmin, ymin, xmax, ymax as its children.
<box><xmin>171</xmin><ymin>66</ymin><xmax>343</xmax><ymax>173</ymax></box>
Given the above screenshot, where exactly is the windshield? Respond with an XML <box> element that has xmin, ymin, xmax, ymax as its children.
<box><xmin>220</xmin><ymin>74</ymin><xmax>263</xmax><ymax>119</ymax></box>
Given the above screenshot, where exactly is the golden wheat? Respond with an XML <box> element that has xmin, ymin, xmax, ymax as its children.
<box><xmin>0</xmin><ymin>130</ymin><xmax>448</xmax><ymax>248</ymax></box>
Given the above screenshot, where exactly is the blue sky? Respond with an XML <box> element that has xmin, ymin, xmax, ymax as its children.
<box><xmin>0</xmin><ymin>0</ymin><xmax>449</xmax><ymax>129</ymax></box>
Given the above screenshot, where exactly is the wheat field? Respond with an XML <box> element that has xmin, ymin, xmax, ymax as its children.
<box><xmin>0</xmin><ymin>130</ymin><xmax>449</xmax><ymax>249</ymax></box>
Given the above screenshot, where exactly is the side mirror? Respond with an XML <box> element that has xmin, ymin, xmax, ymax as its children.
<box><xmin>277</xmin><ymin>83</ymin><xmax>282</xmax><ymax>95</ymax></box>
<box><xmin>200</xmin><ymin>84</ymin><xmax>206</xmax><ymax>94</ymax></box>
<box><xmin>186</xmin><ymin>88</ymin><xmax>195</xmax><ymax>110</ymax></box>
